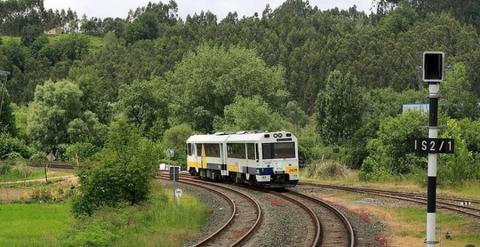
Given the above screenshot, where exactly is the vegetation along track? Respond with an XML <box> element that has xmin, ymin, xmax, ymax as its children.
<box><xmin>159</xmin><ymin>175</ymin><xmax>262</xmax><ymax>247</ymax></box>
<box><xmin>302</xmin><ymin>183</ymin><xmax>480</xmax><ymax>219</ymax></box>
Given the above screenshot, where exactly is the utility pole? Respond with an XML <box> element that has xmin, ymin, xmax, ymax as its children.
<box><xmin>0</xmin><ymin>70</ymin><xmax>11</xmax><ymax>121</ymax></box>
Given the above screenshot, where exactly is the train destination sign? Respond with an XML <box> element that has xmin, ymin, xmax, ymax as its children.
<box><xmin>412</xmin><ymin>138</ymin><xmax>454</xmax><ymax>154</ymax></box>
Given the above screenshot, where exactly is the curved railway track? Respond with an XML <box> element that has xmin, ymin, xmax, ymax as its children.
<box><xmin>170</xmin><ymin>173</ymin><xmax>356</xmax><ymax>247</ymax></box>
<box><xmin>302</xmin><ymin>183</ymin><xmax>480</xmax><ymax>219</ymax></box>
<box><xmin>285</xmin><ymin>190</ymin><xmax>355</xmax><ymax>247</ymax></box>
<box><xmin>159</xmin><ymin>175</ymin><xmax>262</xmax><ymax>247</ymax></box>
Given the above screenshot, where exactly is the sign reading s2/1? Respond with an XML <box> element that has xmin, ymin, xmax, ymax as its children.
<box><xmin>412</xmin><ymin>138</ymin><xmax>454</xmax><ymax>153</ymax></box>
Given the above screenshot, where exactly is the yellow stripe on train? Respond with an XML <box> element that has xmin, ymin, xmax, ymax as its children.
<box><xmin>285</xmin><ymin>165</ymin><xmax>299</xmax><ymax>175</ymax></box>
<box><xmin>187</xmin><ymin>161</ymin><xmax>200</xmax><ymax>168</ymax></box>
<box><xmin>227</xmin><ymin>164</ymin><xmax>239</xmax><ymax>172</ymax></box>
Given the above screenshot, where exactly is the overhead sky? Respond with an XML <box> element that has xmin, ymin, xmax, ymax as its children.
<box><xmin>44</xmin><ymin>0</ymin><xmax>374</xmax><ymax>20</ymax></box>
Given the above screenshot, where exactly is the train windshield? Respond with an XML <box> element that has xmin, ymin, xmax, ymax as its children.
<box><xmin>262</xmin><ymin>142</ymin><xmax>296</xmax><ymax>159</ymax></box>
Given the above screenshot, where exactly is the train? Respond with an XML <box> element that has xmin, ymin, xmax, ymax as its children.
<box><xmin>186</xmin><ymin>131</ymin><xmax>299</xmax><ymax>188</ymax></box>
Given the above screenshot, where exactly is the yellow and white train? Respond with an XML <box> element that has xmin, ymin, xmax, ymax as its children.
<box><xmin>186</xmin><ymin>131</ymin><xmax>299</xmax><ymax>188</ymax></box>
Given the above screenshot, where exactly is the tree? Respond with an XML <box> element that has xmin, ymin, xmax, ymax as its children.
<box><xmin>438</xmin><ymin>119</ymin><xmax>479</xmax><ymax>185</ymax></box>
<box><xmin>162</xmin><ymin>123</ymin><xmax>194</xmax><ymax>164</ymax></box>
<box><xmin>166</xmin><ymin>45</ymin><xmax>288</xmax><ymax>132</ymax></box>
<box><xmin>316</xmin><ymin>70</ymin><xmax>363</xmax><ymax>145</ymax></box>
<box><xmin>0</xmin><ymin>84</ymin><xmax>15</xmax><ymax>135</ymax></box>
<box><xmin>359</xmin><ymin>111</ymin><xmax>426</xmax><ymax>180</ymax></box>
<box><xmin>21</xmin><ymin>25</ymin><xmax>43</xmax><ymax>46</ymax></box>
<box><xmin>283</xmin><ymin>101</ymin><xmax>308</xmax><ymax>131</ymax></box>
<box><xmin>213</xmin><ymin>96</ymin><xmax>287</xmax><ymax>132</ymax></box>
<box><xmin>27</xmin><ymin>80</ymin><xmax>105</xmax><ymax>150</ymax></box>
<box><xmin>72</xmin><ymin>118</ymin><xmax>159</xmax><ymax>216</ymax></box>
<box><xmin>441</xmin><ymin>63</ymin><xmax>479</xmax><ymax>119</ymax></box>
<box><xmin>115</xmin><ymin>80</ymin><xmax>168</xmax><ymax>140</ymax></box>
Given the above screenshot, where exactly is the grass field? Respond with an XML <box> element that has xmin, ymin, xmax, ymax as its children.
<box><xmin>0</xmin><ymin>202</ymin><xmax>72</xmax><ymax>247</ymax></box>
<box><xmin>0</xmin><ymin>181</ymin><xmax>209</xmax><ymax>247</ymax></box>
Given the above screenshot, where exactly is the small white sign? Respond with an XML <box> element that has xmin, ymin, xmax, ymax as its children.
<box><xmin>166</xmin><ymin>148</ymin><xmax>174</xmax><ymax>159</ymax></box>
<box><xmin>175</xmin><ymin>188</ymin><xmax>183</xmax><ymax>198</ymax></box>
<box><xmin>47</xmin><ymin>152</ymin><xmax>56</xmax><ymax>162</ymax></box>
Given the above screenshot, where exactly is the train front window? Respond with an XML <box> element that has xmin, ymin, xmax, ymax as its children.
<box><xmin>262</xmin><ymin>142</ymin><xmax>296</xmax><ymax>159</ymax></box>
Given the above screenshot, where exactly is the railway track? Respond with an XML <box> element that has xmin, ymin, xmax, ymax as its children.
<box><xmin>170</xmin><ymin>173</ymin><xmax>356</xmax><ymax>247</ymax></box>
<box><xmin>284</xmin><ymin>190</ymin><xmax>355</xmax><ymax>247</ymax></box>
<box><xmin>159</xmin><ymin>175</ymin><xmax>262</xmax><ymax>247</ymax></box>
<box><xmin>302</xmin><ymin>183</ymin><xmax>480</xmax><ymax>219</ymax></box>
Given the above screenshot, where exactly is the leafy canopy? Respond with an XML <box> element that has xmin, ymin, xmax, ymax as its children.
<box><xmin>316</xmin><ymin>70</ymin><xmax>363</xmax><ymax>145</ymax></box>
<box><xmin>166</xmin><ymin>45</ymin><xmax>288</xmax><ymax>132</ymax></box>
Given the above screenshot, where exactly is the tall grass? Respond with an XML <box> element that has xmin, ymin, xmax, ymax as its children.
<box><xmin>62</xmin><ymin>184</ymin><xmax>209</xmax><ymax>247</ymax></box>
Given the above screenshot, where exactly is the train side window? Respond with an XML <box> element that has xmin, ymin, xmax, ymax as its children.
<box><xmin>196</xmin><ymin>144</ymin><xmax>202</xmax><ymax>156</ymax></box>
<box><xmin>186</xmin><ymin>144</ymin><xmax>191</xmax><ymax>156</ymax></box>
<box><xmin>247</xmin><ymin>143</ymin><xmax>255</xmax><ymax>160</ymax></box>
<box><xmin>227</xmin><ymin>143</ymin><xmax>245</xmax><ymax>159</ymax></box>
<box><xmin>204</xmin><ymin>144</ymin><xmax>221</xmax><ymax>157</ymax></box>
<box><xmin>255</xmin><ymin>144</ymin><xmax>258</xmax><ymax>161</ymax></box>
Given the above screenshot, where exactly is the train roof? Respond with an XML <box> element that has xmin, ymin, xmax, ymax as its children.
<box><xmin>186</xmin><ymin>131</ymin><xmax>296</xmax><ymax>143</ymax></box>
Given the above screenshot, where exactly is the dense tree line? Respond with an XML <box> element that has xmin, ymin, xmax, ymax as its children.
<box><xmin>1</xmin><ymin>0</ymin><xmax>480</xmax><ymax>212</ymax></box>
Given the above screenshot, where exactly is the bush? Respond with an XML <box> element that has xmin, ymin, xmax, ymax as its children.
<box><xmin>66</xmin><ymin>142</ymin><xmax>99</xmax><ymax>162</ymax></box>
<box><xmin>30</xmin><ymin>151</ymin><xmax>47</xmax><ymax>162</ymax></box>
<box><xmin>438</xmin><ymin>119</ymin><xmax>478</xmax><ymax>186</ymax></box>
<box><xmin>3</xmin><ymin>151</ymin><xmax>23</xmax><ymax>160</ymax></box>
<box><xmin>360</xmin><ymin>111</ymin><xmax>426</xmax><ymax>180</ymax></box>
<box><xmin>0</xmin><ymin>135</ymin><xmax>34</xmax><ymax>159</ymax></box>
<box><xmin>72</xmin><ymin>118</ymin><xmax>159</xmax><ymax>216</ymax></box>
<box><xmin>162</xmin><ymin>123</ymin><xmax>193</xmax><ymax>164</ymax></box>
<box><xmin>0</xmin><ymin>163</ymin><xmax>11</xmax><ymax>175</ymax></box>
<box><xmin>11</xmin><ymin>164</ymin><xmax>33</xmax><ymax>179</ymax></box>
<box><xmin>304</xmin><ymin>160</ymin><xmax>348</xmax><ymax>179</ymax></box>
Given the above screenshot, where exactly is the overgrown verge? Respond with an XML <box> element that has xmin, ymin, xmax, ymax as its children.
<box><xmin>63</xmin><ymin>186</ymin><xmax>209</xmax><ymax>247</ymax></box>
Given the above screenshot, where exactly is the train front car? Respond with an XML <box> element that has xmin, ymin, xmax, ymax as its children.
<box><xmin>186</xmin><ymin>131</ymin><xmax>299</xmax><ymax>188</ymax></box>
<box><xmin>254</xmin><ymin>131</ymin><xmax>299</xmax><ymax>188</ymax></box>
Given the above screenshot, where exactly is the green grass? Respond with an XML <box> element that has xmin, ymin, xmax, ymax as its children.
<box><xmin>0</xmin><ymin>181</ymin><xmax>209</xmax><ymax>247</ymax></box>
<box><xmin>391</xmin><ymin>207</ymin><xmax>480</xmax><ymax>246</ymax></box>
<box><xmin>0</xmin><ymin>166</ymin><xmax>71</xmax><ymax>183</ymax></box>
<box><xmin>0</xmin><ymin>202</ymin><xmax>73</xmax><ymax>247</ymax></box>
<box><xmin>64</xmin><ymin>185</ymin><xmax>209</xmax><ymax>247</ymax></box>
<box><xmin>301</xmin><ymin>169</ymin><xmax>480</xmax><ymax>201</ymax></box>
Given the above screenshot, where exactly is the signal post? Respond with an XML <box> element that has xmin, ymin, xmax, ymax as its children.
<box><xmin>412</xmin><ymin>51</ymin><xmax>454</xmax><ymax>247</ymax></box>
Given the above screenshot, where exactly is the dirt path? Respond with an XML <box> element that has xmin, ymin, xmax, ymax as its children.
<box><xmin>0</xmin><ymin>175</ymin><xmax>75</xmax><ymax>185</ymax></box>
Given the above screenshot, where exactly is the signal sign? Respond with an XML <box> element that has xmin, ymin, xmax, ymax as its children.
<box><xmin>423</xmin><ymin>52</ymin><xmax>444</xmax><ymax>82</ymax></box>
<box><xmin>412</xmin><ymin>138</ymin><xmax>454</xmax><ymax>153</ymax></box>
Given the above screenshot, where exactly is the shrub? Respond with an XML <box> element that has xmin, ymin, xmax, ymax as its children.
<box><xmin>72</xmin><ymin>118</ymin><xmax>159</xmax><ymax>216</ymax></box>
<box><xmin>30</xmin><ymin>151</ymin><xmax>47</xmax><ymax>162</ymax></box>
<box><xmin>12</xmin><ymin>164</ymin><xmax>33</xmax><ymax>179</ymax></box>
<box><xmin>162</xmin><ymin>123</ymin><xmax>193</xmax><ymax>164</ymax></box>
<box><xmin>3</xmin><ymin>151</ymin><xmax>23</xmax><ymax>160</ymax></box>
<box><xmin>66</xmin><ymin>142</ymin><xmax>99</xmax><ymax>162</ymax></box>
<box><xmin>304</xmin><ymin>160</ymin><xmax>348</xmax><ymax>179</ymax></box>
<box><xmin>360</xmin><ymin>111</ymin><xmax>426</xmax><ymax>180</ymax></box>
<box><xmin>0</xmin><ymin>135</ymin><xmax>34</xmax><ymax>159</ymax></box>
<box><xmin>0</xmin><ymin>163</ymin><xmax>11</xmax><ymax>175</ymax></box>
<box><xmin>438</xmin><ymin>119</ymin><xmax>478</xmax><ymax>186</ymax></box>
